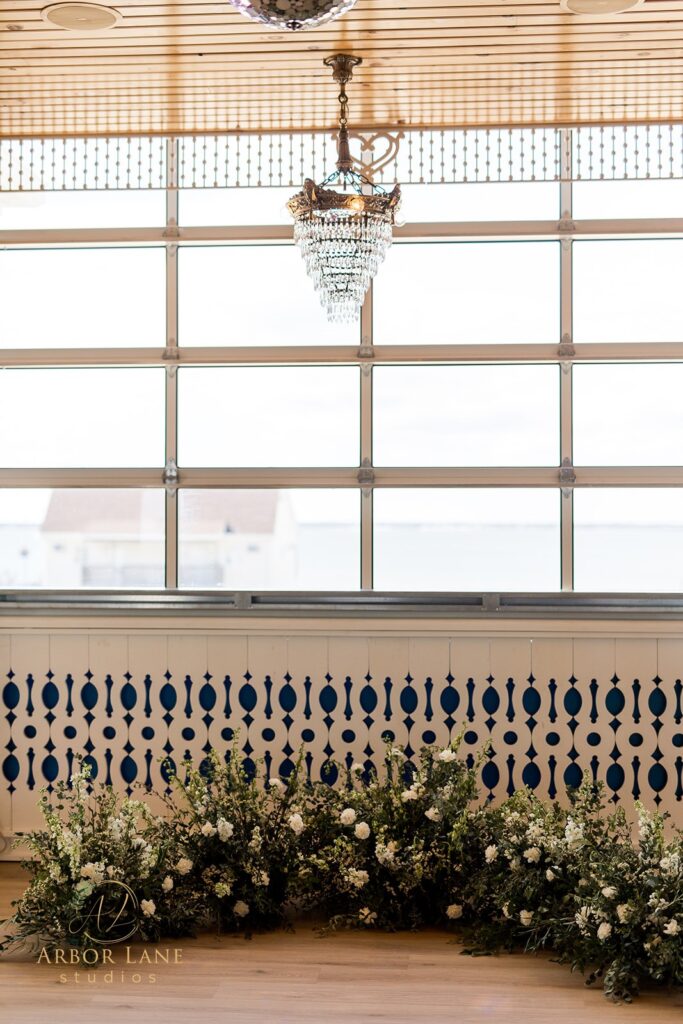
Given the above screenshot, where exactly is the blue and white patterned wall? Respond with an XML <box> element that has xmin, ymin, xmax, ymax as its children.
<box><xmin>2</xmin><ymin>630</ymin><xmax>683</xmax><ymax>843</ymax></box>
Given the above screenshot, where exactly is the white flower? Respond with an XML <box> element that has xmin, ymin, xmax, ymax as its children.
<box><xmin>664</xmin><ymin>919</ymin><xmax>680</xmax><ymax>936</ymax></box>
<box><xmin>354</xmin><ymin>821</ymin><xmax>371</xmax><ymax>840</ymax></box>
<box><xmin>425</xmin><ymin>806</ymin><xmax>442</xmax><ymax>822</ymax></box>
<box><xmin>234</xmin><ymin>900</ymin><xmax>250</xmax><ymax>918</ymax></box>
<box><xmin>597</xmin><ymin>922</ymin><xmax>612</xmax><ymax>942</ymax></box>
<box><xmin>376</xmin><ymin>841</ymin><xmax>397</xmax><ymax>866</ymax></box>
<box><xmin>161</xmin><ymin>876</ymin><xmax>174</xmax><ymax>893</ymax></box>
<box><xmin>80</xmin><ymin>862</ymin><xmax>105</xmax><ymax>884</ymax></box>
<box><xmin>389</xmin><ymin>747</ymin><xmax>403</xmax><ymax>759</ymax></box>
<box><xmin>288</xmin><ymin>813</ymin><xmax>305</xmax><ymax>835</ymax></box>
<box><xmin>437</xmin><ymin>748</ymin><xmax>458</xmax><ymax>763</ymax></box>
<box><xmin>401</xmin><ymin>789</ymin><xmax>418</xmax><ymax>802</ymax></box>
<box><xmin>546</xmin><ymin>869</ymin><xmax>556</xmax><ymax>882</ymax></box>
<box><xmin>601</xmin><ymin>886</ymin><xmax>617</xmax><ymax>899</ymax></box>
<box><xmin>485</xmin><ymin>845</ymin><xmax>498</xmax><ymax>864</ymax></box>
<box><xmin>358</xmin><ymin>907</ymin><xmax>377</xmax><ymax>925</ymax></box>
<box><xmin>616</xmin><ymin>904</ymin><xmax>631</xmax><ymax>924</ymax></box>
<box><xmin>259</xmin><ymin>872</ymin><xmax>270</xmax><ymax>887</ymax></box>
<box><xmin>351</xmin><ymin>762</ymin><xmax>364</xmax><ymax>774</ymax></box>
<box><xmin>523</xmin><ymin>847</ymin><xmax>541</xmax><ymax>864</ymax></box>
<box><xmin>446</xmin><ymin>903</ymin><xmax>463</xmax><ymax>920</ymax></box>
<box><xmin>564</xmin><ymin>818</ymin><xmax>585</xmax><ymax>851</ymax></box>
<box><xmin>214</xmin><ymin>882</ymin><xmax>231</xmax><ymax>898</ymax></box>
<box><xmin>660</xmin><ymin>854</ymin><xmax>680</xmax><ymax>874</ymax></box>
<box><xmin>347</xmin><ymin>868</ymin><xmax>370</xmax><ymax>889</ymax></box>
<box><xmin>217</xmin><ymin>818</ymin><xmax>234</xmax><ymax>842</ymax></box>
<box><xmin>175</xmin><ymin>857</ymin><xmax>193</xmax><ymax>876</ymax></box>
<box><xmin>502</xmin><ymin>903</ymin><xmax>511</xmax><ymax>919</ymax></box>
<box><xmin>340</xmin><ymin>808</ymin><xmax>357</xmax><ymax>826</ymax></box>
<box><xmin>519</xmin><ymin>910</ymin><xmax>534</xmax><ymax>927</ymax></box>
<box><xmin>200</xmin><ymin>822</ymin><xmax>217</xmax><ymax>838</ymax></box>
<box><xmin>268</xmin><ymin>777</ymin><xmax>284</xmax><ymax>791</ymax></box>
<box><xmin>575</xmin><ymin>907</ymin><xmax>591</xmax><ymax>932</ymax></box>
<box><xmin>140</xmin><ymin>899</ymin><xmax>156</xmax><ymax>918</ymax></box>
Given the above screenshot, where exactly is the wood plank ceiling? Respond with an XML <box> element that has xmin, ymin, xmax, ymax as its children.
<box><xmin>2</xmin><ymin>0</ymin><xmax>683</xmax><ymax>137</ymax></box>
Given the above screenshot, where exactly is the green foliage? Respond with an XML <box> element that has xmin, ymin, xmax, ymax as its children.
<box><xmin>2</xmin><ymin>741</ymin><xmax>682</xmax><ymax>1003</ymax></box>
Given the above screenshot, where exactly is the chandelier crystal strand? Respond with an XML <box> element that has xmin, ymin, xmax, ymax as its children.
<box><xmin>287</xmin><ymin>54</ymin><xmax>401</xmax><ymax>324</ymax></box>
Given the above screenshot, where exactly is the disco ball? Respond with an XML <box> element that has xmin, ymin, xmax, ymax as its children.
<box><xmin>228</xmin><ymin>0</ymin><xmax>358</xmax><ymax>30</ymax></box>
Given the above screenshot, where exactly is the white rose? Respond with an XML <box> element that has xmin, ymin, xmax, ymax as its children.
<box><xmin>446</xmin><ymin>903</ymin><xmax>463</xmax><ymax>920</ymax></box>
<box><xmin>485</xmin><ymin>845</ymin><xmax>498</xmax><ymax>864</ymax></box>
<box><xmin>234</xmin><ymin>900</ymin><xmax>250</xmax><ymax>918</ymax></box>
<box><xmin>401</xmin><ymin>789</ymin><xmax>418</xmax><ymax>802</ymax></box>
<box><xmin>597</xmin><ymin>922</ymin><xmax>612</xmax><ymax>942</ymax></box>
<box><xmin>616</xmin><ymin>904</ymin><xmax>631</xmax><ymax>923</ymax></box>
<box><xmin>519</xmin><ymin>910</ymin><xmax>534</xmax><ymax>927</ymax></box>
<box><xmin>523</xmin><ymin>847</ymin><xmax>541</xmax><ymax>864</ymax></box>
<box><xmin>259</xmin><ymin>872</ymin><xmax>270</xmax><ymax>887</ymax></box>
<box><xmin>546</xmin><ymin>869</ymin><xmax>556</xmax><ymax>882</ymax></box>
<box><xmin>175</xmin><ymin>857</ymin><xmax>193</xmax><ymax>876</ymax></box>
<box><xmin>217</xmin><ymin>818</ymin><xmax>234</xmax><ymax>842</ymax></box>
<box><xmin>354</xmin><ymin>821</ymin><xmax>371</xmax><ymax>840</ymax></box>
<box><xmin>351</xmin><ymin>763</ymin><xmax>364</xmax><ymax>774</ymax></box>
<box><xmin>425</xmin><ymin>806</ymin><xmax>442</xmax><ymax>822</ymax></box>
<box><xmin>358</xmin><ymin>907</ymin><xmax>377</xmax><ymax>925</ymax></box>
<box><xmin>269</xmin><ymin>777</ymin><xmax>284</xmax><ymax>790</ymax></box>
<box><xmin>347</xmin><ymin>868</ymin><xmax>369</xmax><ymax>889</ymax></box>
<box><xmin>140</xmin><ymin>899</ymin><xmax>156</xmax><ymax>917</ymax></box>
<box><xmin>288</xmin><ymin>813</ymin><xmax>305</xmax><ymax>835</ymax></box>
<box><xmin>437</xmin><ymin>749</ymin><xmax>458</xmax><ymax>763</ymax></box>
<box><xmin>664</xmin><ymin>919</ymin><xmax>680</xmax><ymax>936</ymax></box>
<box><xmin>601</xmin><ymin>886</ymin><xmax>617</xmax><ymax>899</ymax></box>
<box><xmin>201</xmin><ymin>822</ymin><xmax>217</xmax><ymax>838</ymax></box>
<box><xmin>340</xmin><ymin>808</ymin><xmax>357</xmax><ymax>826</ymax></box>
<box><xmin>161</xmin><ymin>876</ymin><xmax>174</xmax><ymax>893</ymax></box>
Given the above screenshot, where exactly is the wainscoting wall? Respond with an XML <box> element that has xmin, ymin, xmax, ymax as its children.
<box><xmin>2</xmin><ymin>615</ymin><xmax>683</xmax><ymax>853</ymax></box>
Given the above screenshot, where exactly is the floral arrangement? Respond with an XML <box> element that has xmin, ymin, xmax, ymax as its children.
<box><xmin>1</xmin><ymin>736</ymin><xmax>682</xmax><ymax>1003</ymax></box>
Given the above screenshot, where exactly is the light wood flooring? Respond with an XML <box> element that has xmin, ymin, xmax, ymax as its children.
<box><xmin>1</xmin><ymin>862</ymin><xmax>682</xmax><ymax>1024</ymax></box>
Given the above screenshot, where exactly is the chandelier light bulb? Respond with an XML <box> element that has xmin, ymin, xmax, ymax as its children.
<box><xmin>287</xmin><ymin>54</ymin><xmax>401</xmax><ymax>323</ymax></box>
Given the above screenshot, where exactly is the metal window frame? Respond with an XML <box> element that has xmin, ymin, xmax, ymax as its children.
<box><xmin>2</xmin><ymin>127</ymin><xmax>683</xmax><ymax>605</ymax></box>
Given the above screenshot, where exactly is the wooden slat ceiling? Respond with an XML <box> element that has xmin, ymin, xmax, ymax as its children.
<box><xmin>2</xmin><ymin>0</ymin><xmax>683</xmax><ymax>137</ymax></box>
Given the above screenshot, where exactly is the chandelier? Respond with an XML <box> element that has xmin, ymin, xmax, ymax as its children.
<box><xmin>287</xmin><ymin>54</ymin><xmax>402</xmax><ymax>324</ymax></box>
<box><xmin>227</xmin><ymin>0</ymin><xmax>357</xmax><ymax>31</ymax></box>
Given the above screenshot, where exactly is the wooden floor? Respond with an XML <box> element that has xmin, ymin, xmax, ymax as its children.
<box><xmin>1</xmin><ymin>863</ymin><xmax>682</xmax><ymax>1023</ymax></box>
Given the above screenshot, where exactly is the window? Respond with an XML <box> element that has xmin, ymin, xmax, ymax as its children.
<box><xmin>3</xmin><ymin>127</ymin><xmax>683</xmax><ymax>599</ymax></box>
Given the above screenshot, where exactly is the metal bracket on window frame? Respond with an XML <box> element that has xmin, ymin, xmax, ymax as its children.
<box><xmin>358</xmin><ymin>458</ymin><xmax>374</xmax><ymax>495</ymax></box>
<box><xmin>358</xmin><ymin>343</ymin><xmax>374</xmax><ymax>361</ymax></box>
<box><xmin>558</xmin><ymin>213</ymin><xmax>575</xmax><ymax>235</ymax></box>
<box><xmin>163</xmin><ymin>458</ymin><xmax>179</xmax><ymax>496</ymax></box>
<box><xmin>558</xmin><ymin>335</ymin><xmax>575</xmax><ymax>363</ymax></box>
<box><xmin>559</xmin><ymin>457</ymin><xmax>576</xmax><ymax>497</ymax></box>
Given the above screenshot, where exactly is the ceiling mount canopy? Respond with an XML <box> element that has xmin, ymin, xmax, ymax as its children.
<box><xmin>287</xmin><ymin>54</ymin><xmax>401</xmax><ymax>324</ymax></box>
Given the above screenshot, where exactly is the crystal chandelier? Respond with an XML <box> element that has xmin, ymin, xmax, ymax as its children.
<box><xmin>287</xmin><ymin>54</ymin><xmax>401</xmax><ymax>323</ymax></box>
<box><xmin>227</xmin><ymin>0</ymin><xmax>357</xmax><ymax>31</ymax></box>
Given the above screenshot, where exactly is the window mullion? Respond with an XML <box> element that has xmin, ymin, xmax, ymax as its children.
<box><xmin>165</xmin><ymin>137</ymin><xmax>179</xmax><ymax>590</ymax></box>
<box><xmin>559</xmin><ymin>127</ymin><xmax>574</xmax><ymax>592</ymax></box>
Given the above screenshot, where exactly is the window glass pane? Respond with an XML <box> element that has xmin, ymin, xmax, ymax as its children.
<box><xmin>573</xmin><ymin>179</ymin><xmax>683</xmax><ymax>220</ymax></box>
<box><xmin>373</xmin><ymin>489</ymin><xmax>560</xmax><ymax>591</ymax></box>
<box><xmin>574</xmin><ymin>489</ymin><xmax>683</xmax><ymax>591</ymax></box>
<box><xmin>178</xmin><ymin>246</ymin><xmax>357</xmax><ymax>346</ymax></box>
<box><xmin>0</xmin><ymin>190</ymin><xmax>165</xmax><ymax>229</ymax></box>
<box><xmin>574</xmin><ymin>363</ymin><xmax>683</xmax><ymax>466</ymax></box>
<box><xmin>0</xmin><ymin>368</ymin><xmax>165</xmax><ymax>467</ymax></box>
<box><xmin>374</xmin><ymin>242</ymin><xmax>559</xmax><ymax>344</ymax></box>
<box><xmin>0</xmin><ymin>489</ymin><xmax>164</xmax><ymax>588</ymax></box>
<box><xmin>178</xmin><ymin>489</ymin><xmax>359</xmax><ymax>589</ymax></box>
<box><xmin>400</xmin><ymin>182</ymin><xmax>559</xmax><ymax>222</ymax></box>
<box><xmin>178</xmin><ymin>367</ymin><xmax>359</xmax><ymax>467</ymax></box>
<box><xmin>573</xmin><ymin>240</ymin><xmax>683</xmax><ymax>343</ymax></box>
<box><xmin>374</xmin><ymin>365</ymin><xmax>559</xmax><ymax>466</ymax></box>
<box><xmin>0</xmin><ymin>248</ymin><xmax>165</xmax><ymax>348</ymax></box>
<box><xmin>179</xmin><ymin>187</ymin><xmax>294</xmax><ymax>226</ymax></box>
